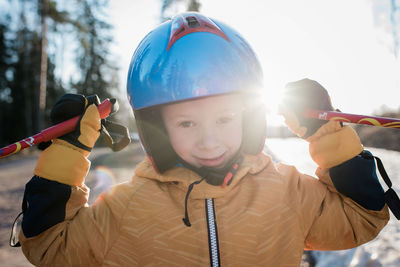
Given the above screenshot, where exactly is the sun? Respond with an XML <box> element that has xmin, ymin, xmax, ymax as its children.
<box><xmin>260</xmin><ymin>77</ymin><xmax>286</xmax><ymax>127</ymax></box>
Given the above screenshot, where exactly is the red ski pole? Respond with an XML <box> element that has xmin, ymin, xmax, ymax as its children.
<box><xmin>303</xmin><ymin>109</ymin><xmax>400</xmax><ymax>129</ymax></box>
<box><xmin>0</xmin><ymin>99</ymin><xmax>114</xmax><ymax>159</ymax></box>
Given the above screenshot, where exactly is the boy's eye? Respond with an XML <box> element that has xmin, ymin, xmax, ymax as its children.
<box><xmin>179</xmin><ymin>121</ymin><xmax>194</xmax><ymax>128</ymax></box>
<box><xmin>217</xmin><ymin>113</ymin><xmax>237</xmax><ymax>124</ymax></box>
<box><xmin>217</xmin><ymin>117</ymin><xmax>232</xmax><ymax>124</ymax></box>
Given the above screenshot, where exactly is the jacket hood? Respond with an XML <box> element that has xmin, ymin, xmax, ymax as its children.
<box><xmin>133</xmin><ymin>153</ymin><xmax>272</xmax><ymax>199</ymax></box>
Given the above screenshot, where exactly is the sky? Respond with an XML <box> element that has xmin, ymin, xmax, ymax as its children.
<box><xmin>110</xmin><ymin>0</ymin><xmax>400</xmax><ymax>125</ymax></box>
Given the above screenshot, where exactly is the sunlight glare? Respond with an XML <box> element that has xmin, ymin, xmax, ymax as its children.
<box><xmin>93</xmin><ymin>166</ymin><xmax>116</xmax><ymax>192</ymax></box>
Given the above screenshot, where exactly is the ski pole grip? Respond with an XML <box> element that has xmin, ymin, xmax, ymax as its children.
<box><xmin>0</xmin><ymin>99</ymin><xmax>114</xmax><ymax>158</ymax></box>
<box><xmin>40</xmin><ymin>98</ymin><xmax>114</xmax><ymax>142</ymax></box>
<box><xmin>303</xmin><ymin>108</ymin><xmax>400</xmax><ymax>129</ymax></box>
<box><xmin>98</xmin><ymin>98</ymin><xmax>114</xmax><ymax>120</ymax></box>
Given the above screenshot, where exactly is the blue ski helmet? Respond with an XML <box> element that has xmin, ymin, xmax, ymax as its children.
<box><xmin>127</xmin><ymin>12</ymin><xmax>266</xmax><ymax>173</ymax></box>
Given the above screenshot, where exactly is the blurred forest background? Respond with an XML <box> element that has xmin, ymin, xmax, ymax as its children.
<box><xmin>0</xmin><ymin>0</ymin><xmax>399</xmax><ymax>150</ymax></box>
<box><xmin>0</xmin><ymin>0</ymin><xmax>201</xmax><ymax>149</ymax></box>
<box><xmin>0</xmin><ymin>0</ymin><xmax>121</xmax><ymax>146</ymax></box>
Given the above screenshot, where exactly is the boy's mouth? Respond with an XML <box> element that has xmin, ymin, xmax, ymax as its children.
<box><xmin>195</xmin><ymin>153</ymin><xmax>226</xmax><ymax>168</ymax></box>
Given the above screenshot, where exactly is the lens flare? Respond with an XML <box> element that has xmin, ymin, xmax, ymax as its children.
<box><xmin>88</xmin><ymin>166</ymin><xmax>117</xmax><ymax>203</ymax></box>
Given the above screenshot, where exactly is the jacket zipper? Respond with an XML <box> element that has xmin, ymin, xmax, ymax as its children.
<box><xmin>205</xmin><ymin>198</ymin><xmax>221</xmax><ymax>267</ymax></box>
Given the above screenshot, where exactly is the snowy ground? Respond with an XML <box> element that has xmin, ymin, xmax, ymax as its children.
<box><xmin>266</xmin><ymin>138</ymin><xmax>400</xmax><ymax>267</ymax></box>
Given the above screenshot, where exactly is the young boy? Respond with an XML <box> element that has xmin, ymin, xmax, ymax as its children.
<box><xmin>18</xmin><ymin>12</ymin><xmax>390</xmax><ymax>266</ymax></box>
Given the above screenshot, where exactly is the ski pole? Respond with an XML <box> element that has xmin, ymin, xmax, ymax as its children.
<box><xmin>0</xmin><ymin>98</ymin><xmax>115</xmax><ymax>159</ymax></box>
<box><xmin>303</xmin><ymin>109</ymin><xmax>400</xmax><ymax>129</ymax></box>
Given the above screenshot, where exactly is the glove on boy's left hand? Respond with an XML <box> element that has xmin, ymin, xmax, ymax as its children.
<box><xmin>279</xmin><ymin>78</ymin><xmax>363</xmax><ymax>169</ymax></box>
<box><xmin>279</xmin><ymin>78</ymin><xmax>334</xmax><ymax>139</ymax></box>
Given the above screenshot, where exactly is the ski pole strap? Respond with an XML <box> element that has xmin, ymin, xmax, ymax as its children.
<box><xmin>101</xmin><ymin>119</ymin><xmax>131</xmax><ymax>152</ymax></box>
<box><xmin>9</xmin><ymin>193</ymin><xmax>27</xmax><ymax>247</ymax></box>
<box><xmin>9</xmin><ymin>212</ymin><xmax>23</xmax><ymax>247</ymax></box>
<box><xmin>361</xmin><ymin>151</ymin><xmax>400</xmax><ymax>220</ymax></box>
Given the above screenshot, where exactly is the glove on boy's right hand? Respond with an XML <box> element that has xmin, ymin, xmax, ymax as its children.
<box><xmin>50</xmin><ymin>94</ymin><xmax>101</xmax><ymax>151</ymax></box>
<box><xmin>35</xmin><ymin>94</ymin><xmax>101</xmax><ymax>186</ymax></box>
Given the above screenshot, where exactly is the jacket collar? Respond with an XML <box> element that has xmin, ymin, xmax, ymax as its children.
<box><xmin>133</xmin><ymin>152</ymin><xmax>272</xmax><ymax>199</ymax></box>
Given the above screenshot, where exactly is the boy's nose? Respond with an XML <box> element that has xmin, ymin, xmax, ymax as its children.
<box><xmin>198</xmin><ymin>126</ymin><xmax>220</xmax><ymax>150</ymax></box>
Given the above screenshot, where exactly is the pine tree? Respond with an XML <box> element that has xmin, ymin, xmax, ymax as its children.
<box><xmin>0</xmin><ymin>20</ymin><xmax>13</xmax><ymax>146</ymax></box>
<box><xmin>71</xmin><ymin>0</ymin><xmax>119</xmax><ymax>101</ymax></box>
<box><xmin>0</xmin><ymin>1</ymin><xmax>67</xmax><ymax>145</ymax></box>
<box><xmin>0</xmin><ymin>0</ymin><xmax>118</xmax><ymax>147</ymax></box>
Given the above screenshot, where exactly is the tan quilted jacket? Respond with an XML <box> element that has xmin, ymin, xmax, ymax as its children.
<box><xmin>20</xmin><ymin>153</ymin><xmax>389</xmax><ymax>266</ymax></box>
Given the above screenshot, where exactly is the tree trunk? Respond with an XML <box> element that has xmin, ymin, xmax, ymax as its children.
<box><xmin>38</xmin><ymin>0</ymin><xmax>48</xmax><ymax>131</ymax></box>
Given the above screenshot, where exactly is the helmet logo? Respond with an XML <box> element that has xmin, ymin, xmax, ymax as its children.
<box><xmin>167</xmin><ymin>13</ymin><xmax>230</xmax><ymax>51</ymax></box>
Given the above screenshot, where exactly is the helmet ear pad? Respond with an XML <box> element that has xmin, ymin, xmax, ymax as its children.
<box><xmin>134</xmin><ymin>107</ymin><xmax>178</xmax><ymax>173</ymax></box>
<box><xmin>242</xmin><ymin>102</ymin><xmax>267</xmax><ymax>155</ymax></box>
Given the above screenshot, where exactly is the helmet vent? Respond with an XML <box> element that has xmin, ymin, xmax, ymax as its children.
<box><xmin>186</xmin><ymin>16</ymin><xmax>200</xmax><ymax>28</ymax></box>
<box><xmin>167</xmin><ymin>13</ymin><xmax>230</xmax><ymax>51</ymax></box>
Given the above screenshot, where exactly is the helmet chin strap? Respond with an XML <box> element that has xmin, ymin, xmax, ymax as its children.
<box><xmin>179</xmin><ymin>149</ymin><xmax>243</xmax><ymax>186</ymax></box>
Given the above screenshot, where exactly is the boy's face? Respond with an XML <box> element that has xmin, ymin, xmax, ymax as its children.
<box><xmin>162</xmin><ymin>94</ymin><xmax>243</xmax><ymax>169</ymax></box>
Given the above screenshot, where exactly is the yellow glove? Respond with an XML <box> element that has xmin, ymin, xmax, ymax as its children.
<box><xmin>35</xmin><ymin>94</ymin><xmax>101</xmax><ymax>186</ymax></box>
<box><xmin>307</xmin><ymin>120</ymin><xmax>363</xmax><ymax>169</ymax></box>
<box><xmin>280</xmin><ymin>79</ymin><xmax>363</xmax><ymax>169</ymax></box>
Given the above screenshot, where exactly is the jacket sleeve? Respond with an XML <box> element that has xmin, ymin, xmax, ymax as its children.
<box><xmin>281</xmin><ymin>152</ymin><xmax>390</xmax><ymax>251</ymax></box>
<box><xmin>18</xmin><ymin>176</ymin><xmax>133</xmax><ymax>266</ymax></box>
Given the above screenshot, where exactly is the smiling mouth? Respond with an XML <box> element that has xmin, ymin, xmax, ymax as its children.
<box><xmin>195</xmin><ymin>153</ymin><xmax>226</xmax><ymax>167</ymax></box>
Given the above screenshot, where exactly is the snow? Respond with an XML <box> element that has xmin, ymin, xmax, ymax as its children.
<box><xmin>266</xmin><ymin>138</ymin><xmax>400</xmax><ymax>267</ymax></box>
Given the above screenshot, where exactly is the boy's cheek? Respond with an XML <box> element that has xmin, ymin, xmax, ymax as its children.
<box><xmin>169</xmin><ymin>135</ymin><xmax>193</xmax><ymax>156</ymax></box>
<box><xmin>223</xmin><ymin>124</ymin><xmax>243</xmax><ymax>142</ymax></box>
